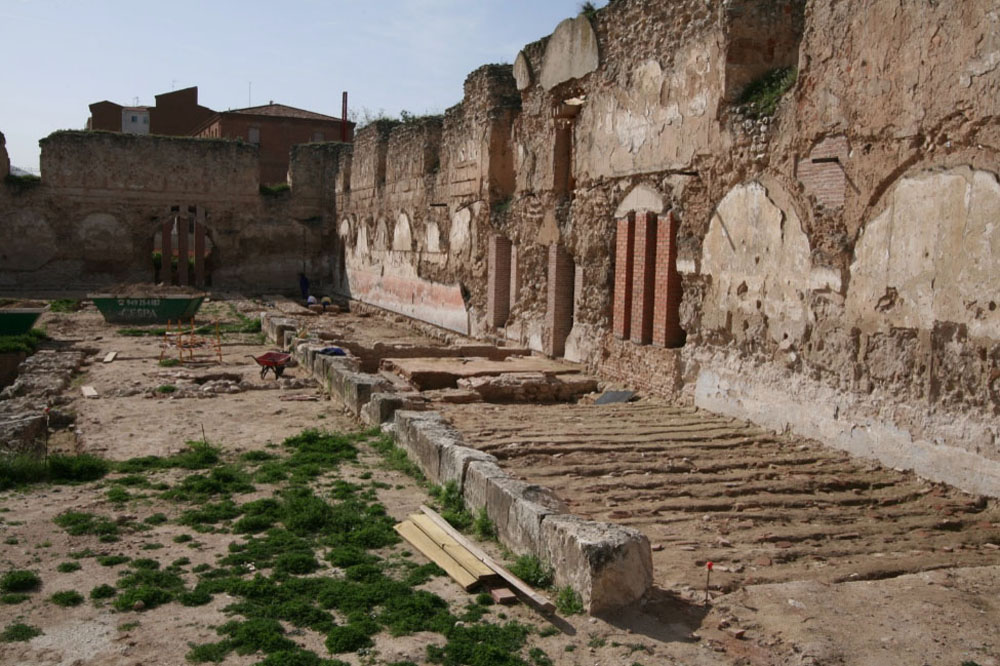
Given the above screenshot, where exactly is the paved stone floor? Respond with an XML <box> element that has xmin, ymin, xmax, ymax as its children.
<box><xmin>441</xmin><ymin>400</ymin><xmax>1000</xmax><ymax>594</ymax></box>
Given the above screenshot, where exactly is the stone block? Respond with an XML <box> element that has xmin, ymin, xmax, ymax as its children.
<box><xmin>439</xmin><ymin>442</ymin><xmax>497</xmax><ymax>489</ymax></box>
<box><xmin>361</xmin><ymin>392</ymin><xmax>426</xmax><ymax>426</ymax></box>
<box><xmin>540</xmin><ymin>514</ymin><xmax>653</xmax><ymax>614</ymax></box>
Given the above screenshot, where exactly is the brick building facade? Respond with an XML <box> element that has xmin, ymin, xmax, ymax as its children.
<box><xmin>193</xmin><ymin>104</ymin><xmax>354</xmax><ymax>185</ymax></box>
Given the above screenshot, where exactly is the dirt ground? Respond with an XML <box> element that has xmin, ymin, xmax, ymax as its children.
<box><xmin>0</xmin><ymin>301</ymin><xmax>725</xmax><ymax>666</ymax></box>
<box><xmin>2</xmin><ymin>300</ymin><xmax>998</xmax><ymax>666</ymax></box>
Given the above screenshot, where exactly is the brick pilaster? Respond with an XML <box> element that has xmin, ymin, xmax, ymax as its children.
<box><xmin>630</xmin><ymin>211</ymin><xmax>656</xmax><ymax>345</ymax></box>
<box><xmin>653</xmin><ymin>210</ymin><xmax>684</xmax><ymax>348</ymax></box>
<box><xmin>487</xmin><ymin>235</ymin><xmax>512</xmax><ymax>328</ymax></box>
<box><xmin>613</xmin><ymin>213</ymin><xmax>635</xmax><ymax>340</ymax></box>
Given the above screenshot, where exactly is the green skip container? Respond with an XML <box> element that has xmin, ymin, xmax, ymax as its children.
<box><xmin>0</xmin><ymin>308</ymin><xmax>46</xmax><ymax>336</ymax></box>
<box><xmin>90</xmin><ymin>295</ymin><xmax>205</xmax><ymax>325</ymax></box>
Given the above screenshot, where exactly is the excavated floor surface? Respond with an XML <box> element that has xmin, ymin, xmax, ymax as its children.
<box><xmin>440</xmin><ymin>400</ymin><xmax>1000</xmax><ymax>595</ymax></box>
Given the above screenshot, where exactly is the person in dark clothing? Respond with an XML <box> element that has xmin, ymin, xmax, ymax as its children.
<box><xmin>298</xmin><ymin>273</ymin><xmax>310</xmax><ymax>301</ymax></box>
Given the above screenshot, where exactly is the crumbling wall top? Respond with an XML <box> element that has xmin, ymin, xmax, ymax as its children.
<box><xmin>0</xmin><ymin>130</ymin><xmax>9</xmax><ymax>179</ymax></box>
<box><xmin>39</xmin><ymin>130</ymin><xmax>259</xmax><ymax>195</ymax></box>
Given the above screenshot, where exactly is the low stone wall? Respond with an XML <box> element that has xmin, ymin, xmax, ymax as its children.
<box><xmin>393</xmin><ymin>410</ymin><xmax>653</xmax><ymax>614</ymax></box>
<box><xmin>261</xmin><ymin>310</ymin><xmax>654</xmax><ymax>612</ymax></box>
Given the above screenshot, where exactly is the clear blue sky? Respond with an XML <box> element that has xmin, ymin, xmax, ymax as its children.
<box><xmin>0</xmin><ymin>0</ymin><xmax>607</xmax><ymax>172</ymax></box>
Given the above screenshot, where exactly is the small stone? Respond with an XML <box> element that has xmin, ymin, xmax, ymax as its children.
<box><xmin>132</xmin><ymin>600</ymin><xmax>145</xmax><ymax>611</ymax></box>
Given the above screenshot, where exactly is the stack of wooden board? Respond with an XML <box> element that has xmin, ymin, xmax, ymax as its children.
<box><xmin>394</xmin><ymin>514</ymin><xmax>498</xmax><ymax>591</ymax></box>
<box><xmin>394</xmin><ymin>506</ymin><xmax>556</xmax><ymax>613</ymax></box>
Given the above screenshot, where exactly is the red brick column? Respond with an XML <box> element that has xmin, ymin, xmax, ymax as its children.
<box><xmin>487</xmin><ymin>235</ymin><xmax>512</xmax><ymax>328</ymax></box>
<box><xmin>653</xmin><ymin>210</ymin><xmax>684</xmax><ymax>348</ymax></box>
<box><xmin>630</xmin><ymin>212</ymin><xmax>657</xmax><ymax>345</ymax></box>
<box><xmin>613</xmin><ymin>213</ymin><xmax>635</xmax><ymax>340</ymax></box>
<box><xmin>545</xmin><ymin>244</ymin><xmax>575</xmax><ymax>357</ymax></box>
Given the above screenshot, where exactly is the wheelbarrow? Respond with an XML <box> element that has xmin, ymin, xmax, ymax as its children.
<box><xmin>249</xmin><ymin>351</ymin><xmax>292</xmax><ymax>379</ymax></box>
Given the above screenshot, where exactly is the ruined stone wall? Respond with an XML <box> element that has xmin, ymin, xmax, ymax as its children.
<box><xmin>0</xmin><ymin>131</ymin><xmax>9</xmax><ymax>179</ymax></box>
<box><xmin>0</xmin><ymin>131</ymin><xmax>336</xmax><ymax>294</ymax></box>
<box><xmin>332</xmin><ymin>66</ymin><xmax>519</xmax><ymax>334</ymax></box>
<box><xmin>330</xmin><ymin>0</ymin><xmax>999</xmax><ymax>494</ymax></box>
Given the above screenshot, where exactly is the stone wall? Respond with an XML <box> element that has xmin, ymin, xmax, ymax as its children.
<box><xmin>0</xmin><ymin>131</ymin><xmax>9</xmax><ymax>179</ymax></box>
<box><xmin>330</xmin><ymin>0</ymin><xmax>1000</xmax><ymax>495</ymax></box>
<box><xmin>0</xmin><ymin>131</ymin><xmax>336</xmax><ymax>294</ymax></box>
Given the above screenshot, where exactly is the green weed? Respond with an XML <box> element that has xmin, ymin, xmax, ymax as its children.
<box><xmin>1</xmin><ymin>570</ymin><xmax>41</xmax><ymax>593</ymax></box>
<box><xmin>48</xmin><ymin>299</ymin><xmax>80</xmax><ymax>313</ymax></box>
<box><xmin>50</xmin><ymin>590</ymin><xmax>84</xmax><ymax>607</ymax></box>
<box><xmin>473</xmin><ymin>507</ymin><xmax>496</xmax><ymax>540</ymax></box>
<box><xmin>1</xmin><ymin>622</ymin><xmax>42</xmax><ymax>642</ymax></box>
<box><xmin>369</xmin><ymin>434</ymin><xmax>424</xmax><ymax>480</ymax></box>
<box><xmin>555</xmin><ymin>586</ymin><xmax>584</xmax><ymax>615</ymax></box>
<box><xmin>509</xmin><ymin>555</ymin><xmax>553</xmax><ymax>589</ymax></box>
<box><xmin>97</xmin><ymin>555</ymin><xmax>130</xmax><ymax>567</ymax></box>
<box><xmin>1</xmin><ymin>593</ymin><xmax>30</xmax><ymax>604</ymax></box>
<box><xmin>429</xmin><ymin>481</ymin><xmax>472</xmax><ymax>531</ymax></box>
<box><xmin>106</xmin><ymin>486</ymin><xmax>131</xmax><ymax>504</ymax></box>
<box><xmin>56</xmin><ymin>561</ymin><xmax>81</xmax><ymax>573</ymax></box>
<box><xmin>53</xmin><ymin>511</ymin><xmax>119</xmax><ymax>538</ymax></box>
<box><xmin>158</xmin><ymin>358</ymin><xmax>181</xmax><ymax>367</ymax></box>
<box><xmin>427</xmin><ymin>621</ymin><xmax>531</xmax><ymax>666</ymax></box>
<box><xmin>90</xmin><ymin>584</ymin><xmax>116</xmax><ymax>599</ymax></box>
<box><xmin>143</xmin><ymin>512</ymin><xmax>168</xmax><ymax>525</ymax></box>
<box><xmin>737</xmin><ymin>66</ymin><xmax>797</xmax><ymax>118</ymax></box>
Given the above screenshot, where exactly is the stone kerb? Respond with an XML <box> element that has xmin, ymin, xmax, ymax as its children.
<box><xmin>392</xmin><ymin>409</ymin><xmax>654</xmax><ymax>613</ymax></box>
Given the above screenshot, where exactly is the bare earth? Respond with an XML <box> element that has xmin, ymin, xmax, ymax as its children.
<box><xmin>1</xmin><ymin>301</ymin><xmax>998</xmax><ymax>666</ymax></box>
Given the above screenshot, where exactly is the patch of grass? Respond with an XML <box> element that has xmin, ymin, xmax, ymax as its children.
<box><xmin>0</xmin><ymin>329</ymin><xmax>47</xmax><ymax>354</ymax></box>
<box><xmin>143</xmin><ymin>512</ymin><xmax>168</xmax><ymax>525</ymax></box>
<box><xmin>56</xmin><ymin>561</ymin><xmax>81</xmax><ymax>573</ymax></box>
<box><xmin>90</xmin><ymin>584</ymin><xmax>116</xmax><ymax>599</ymax></box>
<box><xmin>97</xmin><ymin>555</ymin><xmax>131</xmax><ymax>567</ymax></box>
<box><xmin>426</xmin><ymin>621</ymin><xmax>531</xmax><ymax>666</ymax></box>
<box><xmin>259</xmin><ymin>182</ymin><xmax>291</xmax><ymax>197</ymax></box>
<box><xmin>369</xmin><ymin>434</ymin><xmax>424</xmax><ymax>480</ymax></box>
<box><xmin>508</xmin><ymin>555</ymin><xmax>553</xmax><ymax>589</ymax></box>
<box><xmin>0</xmin><ymin>452</ymin><xmax>110</xmax><ymax>490</ymax></box>
<box><xmin>737</xmin><ymin>66</ymin><xmax>797</xmax><ymax>118</ymax></box>
<box><xmin>158</xmin><ymin>358</ymin><xmax>181</xmax><ymax>367</ymax></box>
<box><xmin>48</xmin><ymin>453</ymin><xmax>110</xmax><ymax>482</ymax></box>
<box><xmin>106</xmin><ymin>485</ymin><xmax>131</xmax><ymax>504</ymax></box>
<box><xmin>1</xmin><ymin>593</ymin><xmax>30</xmax><ymax>604</ymax></box>
<box><xmin>68</xmin><ymin>548</ymin><xmax>94</xmax><ymax>559</ymax></box>
<box><xmin>1</xmin><ymin>569</ymin><xmax>41</xmax><ymax>593</ymax></box>
<box><xmin>186</xmin><ymin>640</ymin><xmax>233</xmax><ymax>663</ymax></box>
<box><xmin>429</xmin><ymin>481</ymin><xmax>472</xmax><ymax>531</ymax></box>
<box><xmin>53</xmin><ymin>511</ymin><xmax>119</xmax><ymax>538</ymax></box>
<box><xmin>587</xmin><ymin>636</ymin><xmax>606</xmax><ymax>648</ymax></box>
<box><xmin>179</xmin><ymin>500</ymin><xmax>242</xmax><ymax>527</ymax></box>
<box><xmin>1</xmin><ymin>622</ymin><xmax>42</xmax><ymax>642</ymax></box>
<box><xmin>50</xmin><ymin>590</ymin><xmax>84</xmax><ymax>607</ymax></box>
<box><xmin>473</xmin><ymin>507</ymin><xmax>496</xmax><ymax>540</ymax></box>
<box><xmin>117</xmin><ymin>440</ymin><xmax>221</xmax><ymax>474</ymax></box>
<box><xmin>555</xmin><ymin>586</ymin><xmax>584</xmax><ymax>615</ymax></box>
<box><xmin>48</xmin><ymin>299</ymin><xmax>80</xmax><ymax>313</ymax></box>
<box><xmin>164</xmin><ymin>466</ymin><xmax>253</xmax><ymax>501</ymax></box>
<box><xmin>325</xmin><ymin>623</ymin><xmax>374</xmax><ymax>654</ymax></box>
<box><xmin>130</xmin><ymin>558</ymin><xmax>161</xmax><ymax>570</ymax></box>
<box><xmin>3</xmin><ymin>537</ymin><xmax>17</xmax><ymax>545</ymax></box>
<box><xmin>174</xmin><ymin>534</ymin><xmax>193</xmax><ymax>543</ymax></box>
<box><xmin>156</xmin><ymin>384</ymin><xmax>177</xmax><ymax>394</ymax></box>
<box><xmin>113</xmin><ymin>567</ymin><xmax>185</xmax><ymax>611</ymax></box>
<box><xmin>529</xmin><ymin>647</ymin><xmax>553</xmax><ymax>666</ymax></box>
<box><xmin>115</xmin><ymin>474</ymin><xmax>152</xmax><ymax>488</ymax></box>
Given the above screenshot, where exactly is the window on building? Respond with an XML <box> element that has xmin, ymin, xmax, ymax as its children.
<box><xmin>131</xmin><ymin>115</ymin><xmax>137</xmax><ymax>122</ymax></box>
<box><xmin>143</xmin><ymin>117</ymin><xmax>148</xmax><ymax>124</ymax></box>
<box><xmin>248</xmin><ymin>127</ymin><xmax>260</xmax><ymax>144</ymax></box>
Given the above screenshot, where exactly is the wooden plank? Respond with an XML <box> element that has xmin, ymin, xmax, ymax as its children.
<box><xmin>419</xmin><ymin>505</ymin><xmax>555</xmax><ymax>612</ymax></box>
<box><xmin>81</xmin><ymin>385</ymin><xmax>98</xmax><ymax>398</ymax></box>
<box><xmin>410</xmin><ymin>514</ymin><xmax>496</xmax><ymax>579</ymax></box>
<box><xmin>102</xmin><ymin>351</ymin><xmax>118</xmax><ymax>363</ymax></box>
<box><xmin>394</xmin><ymin>520</ymin><xmax>479</xmax><ymax>591</ymax></box>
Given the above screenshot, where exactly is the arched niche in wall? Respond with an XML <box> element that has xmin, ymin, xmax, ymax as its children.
<box><xmin>701</xmin><ymin>181</ymin><xmax>813</xmax><ymax>343</ymax></box>
<box><xmin>150</xmin><ymin>207</ymin><xmax>215</xmax><ymax>287</ymax></box>
<box><xmin>80</xmin><ymin>213</ymin><xmax>131</xmax><ymax>274</ymax></box>
<box><xmin>615</xmin><ymin>184</ymin><xmax>666</xmax><ymax>218</ymax></box>
<box><xmin>450</xmin><ymin>206</ymin><xmax>473</xmax><ymax>255</ymax></box>
<box><xmin>373</xmin><ymin>218</ymin><xmax>389</xmax><ymax>253</ymax></box>
<box><xmin>847</xmin><ymin>166</ymin><xmax>1000</xmax><ymax>339</ymax></box>
<box><xmin>1</xmin><ymin>210</ymin><xmax>56</xmax><ymax>271</ymax></box>
<box><xmin>392</xmin><ymin>213</ymin><xmax>414</xmax><ymax>252</ymax></box>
